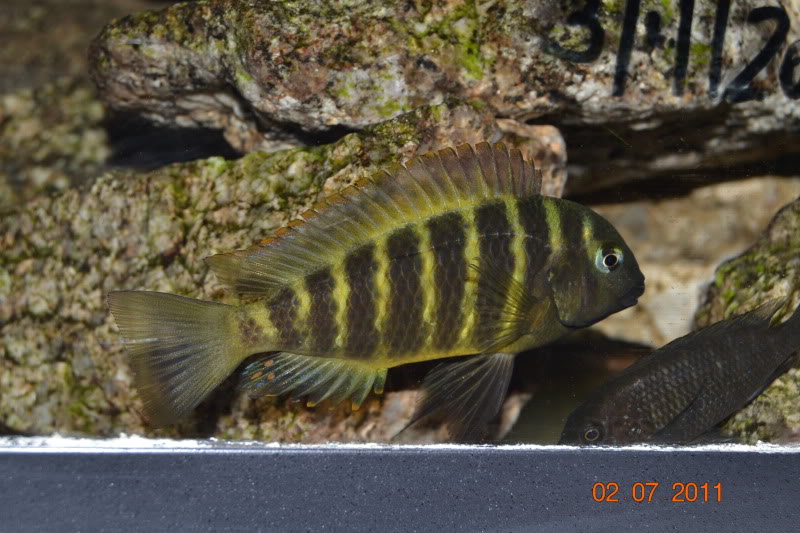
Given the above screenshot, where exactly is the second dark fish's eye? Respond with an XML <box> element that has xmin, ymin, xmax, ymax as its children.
<box><xmin>603</xmin><ymin>253</ymin><xmax>619</xmax><ymax>269</ymax></box>
<box><xmin>584</xmin><ymin>427</ymin><xmax>600</xmax><ymax>442</ymax></box>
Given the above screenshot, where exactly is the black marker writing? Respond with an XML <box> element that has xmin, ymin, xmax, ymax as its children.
<box><xmin>780</xmin><ymin>40</ymin><xmax>800</xmax><ymax>99</ymax></box>
<box><xmin>723</xmin><ymin>6</ymin><xmax>790</xmax><ymax>103</ymax></box>
<box><xmin>543</xmin><ymin>0</ymin><xmax>604</xmax><ymax>63</ymax></box>
<box><xmin>673</xmin><ymin>0</ymin><xmax>695</xmax><ymax>96</ymax></box>
<box><xmin>708</xmin><ymin>0</ymin><xmax>731</xmax><ymax>99</ymax></box>
<box><xmin>613</xmin><ymin>0</ymin><xmax>642</xmax><ymax>97</ymax></box>
<box><xmin>644</xmin><ymin>11</ymin><xmax>666</xmax><ymax>51</ymax></box>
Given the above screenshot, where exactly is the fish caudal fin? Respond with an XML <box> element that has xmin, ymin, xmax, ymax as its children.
<box><xmin>108</xmin><ymin>291</ymin><xmax>243</xmax><ymax>426</ymax></box>
<box><xmin>240</xmin><ymin>352</ymin><xmax>387</xmax><ymax>410</ymax></box>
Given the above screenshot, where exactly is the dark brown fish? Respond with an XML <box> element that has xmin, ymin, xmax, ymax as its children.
<box><xmin>559</xmin><ymin>299</ymin><xmax>800</xmax><ymax>446</ymax></box>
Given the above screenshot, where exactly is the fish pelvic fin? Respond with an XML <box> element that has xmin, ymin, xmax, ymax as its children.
<box><xmin>108</xmin><ymin>291</ymin><xmax>246</xmax><ymax>426</ymax></box>
<box><xmin>240</xmin><ymin>352</ymin><xmax>387</xmax><ymax>411</ymax></box>
<box><xmin>398</xmin><ymin>352</ymin><xmax>516</xmax><ymax>442</ymax></box>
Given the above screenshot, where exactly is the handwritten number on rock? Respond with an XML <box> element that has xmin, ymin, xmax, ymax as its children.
<box><xmin>673</xmin><ymin>0</ymin><xmax>695</xmax><ymax>97</ymax></box>
<box><xmin>543</xmin><ymin>0</ymin><xmax>604</xmax><ymax>63</ymax></box>
<box><xmin>708</xmin><ymin>0</ymin><xmax>731</xmax><ymax>99</ymax></box>
<box><xmin>779</xmin><ymin>40</ymin><xmax>800</xmax><ymax>99</ymax></box>
<box><xmin>612</xmin><ymin>0</ymin><xmax>641</xmax><ymax>97</ymax></box>
<box><xmin>543</xmin><ymin>1</ymin><xmax>795</xmax><ymax>101</ymax></box>
<box><xmin>723</xmin><ymin>6</ymin><xmax>790</xmax><ymax>103</ymax></box>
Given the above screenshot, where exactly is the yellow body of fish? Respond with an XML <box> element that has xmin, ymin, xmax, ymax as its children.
<box><xmin>109</xmin><ymin>142</ymin><xmax>644</xmax><ymax>439</ymax></box>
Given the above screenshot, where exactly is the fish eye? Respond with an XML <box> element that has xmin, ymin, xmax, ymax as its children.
<box><xmin>583</xmin><ymin>426</ymin><xmax>602</xmax><ymax>443</ymax></box>
<box><xmin>595</xmin><ymin>248</ymin><xmax>623</xmax><ymax>273</ymax></box>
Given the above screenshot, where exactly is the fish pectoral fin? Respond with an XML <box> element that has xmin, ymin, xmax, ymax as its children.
<box><xmin>398</xmin><ymin>352</ymin><xmax>516</xmax><ymax>442</ymax></box>
<box><xmin>469</xmin><ymin>259</ymin><xmax>549</xmax><ymax>353</ymax></box>
<box><xmin>651</xmin><ymin>386</ymin><xmax>707</xmax><ymax>444</ymax></box>
<box><xmin>240</xmin><ymin>352</ymin><xmax>387</xmax><ymax>410</ymax></box>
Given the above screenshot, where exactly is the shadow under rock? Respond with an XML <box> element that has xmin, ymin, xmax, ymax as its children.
<box><xmin>104</xmin><ymin>113</ymin><xmax>242</xmax><ymax>170</ymax></box>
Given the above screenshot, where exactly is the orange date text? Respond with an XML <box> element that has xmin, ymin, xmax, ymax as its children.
<box><xmin>592</xmin><ymin>482</ymin><xmax>722</xmax><ymax>503</ymax></box>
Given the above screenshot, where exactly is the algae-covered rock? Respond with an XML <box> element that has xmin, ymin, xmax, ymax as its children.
<box><xmin>0</xmin><ymin>77</ymin><xmax>110</xmax><ymax>208</ymax></box>
<box><xmin>695</xmin><ymin>196</ymin><xmax>800</xmax><ymax>443</ymax></box>
<box><xmin>0</xmin><ymin>102</ymin><xmax>564</xmax><ymax>440</ymax></box>
<box><xmin>90</xmin><ymin>0</ymin><xmax>800</xmax><ymax>190</ymax></box>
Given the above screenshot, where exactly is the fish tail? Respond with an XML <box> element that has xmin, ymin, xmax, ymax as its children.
<box><xmin>108</xmin><ymin>290</ymin><xmax>246</xmax><ymax>426</ymax></box>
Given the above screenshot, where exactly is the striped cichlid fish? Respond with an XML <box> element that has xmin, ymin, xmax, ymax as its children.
<box><xmin>109</xmin><ymin>142</ymin><xmax>645</xmax><ymax>439</ymax></box>
<box><xmin>559</xmin><ymin>299</ymin><xmax>800</xmax><ymax>446</ymax></box>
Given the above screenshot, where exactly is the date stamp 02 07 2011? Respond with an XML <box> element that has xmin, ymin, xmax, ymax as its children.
<box><xmin>592</xmin><ymin>482</ymin><xmax>723</xmax><ymax>503</ymax></box>
<box><xmin>543</xmin><ymin>0</ymin><xmax>800</xmax><ymax>102</ymax></box>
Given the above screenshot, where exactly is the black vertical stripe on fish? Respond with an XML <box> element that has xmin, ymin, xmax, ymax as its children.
<box><xmin>344</xmin><ymin>244</ymin><xmax>380</xmax><ymax>358</ymax></box>
<box><xmin>269</xmin><ymin>287</ymin><xmax>302</xmax><ymax>348</ymax></box>
<box><xmin>305</xmin><ymin>268</ymin><xmax>338</xmax><ymax>353</ymax></box>
<box><xmin>474</xmin><ymin>201</ymin><xmax>515</xmax><ymax>346</ymax></box>
<box><xmin>559</xmin><ymin>204</ymin><xmax>585</xmax><ymax>248</ymax></box>
<box><xmin>517</xmin><ymin>197</ymin><xmax>552</xmax><ymax>293</ymax></box>
<box><xmin>559</xmin><ymin>206</ymin><xmax>590</xmax><ymax>311</ymax></box>
<box><xmin>426</xmin><ymin>212</ymin><xmax>467</xmax><ymax>350</ymax></box>
<box><xmin>384</xmin><ymin>226</ymin><xmax>425</xmax><ymax>356</ymax></box>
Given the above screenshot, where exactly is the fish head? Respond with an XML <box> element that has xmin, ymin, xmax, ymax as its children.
<box><xmin>548</xmin><ymin>202</ymin><xmax>645</xmax><ymax>329</ymax></box>
<box><xmin>559</xmin><ymin>408</ymin><xmax>651</xmax><ymax>446</ymax></box>
<box><xmin>558</xmin><ymin>399</ymin><xmax>614</xmax><ymax>445</ymax></box>
<box><xmin>559</xmin><ymin>384</ymin><xmax>651</xmax><ymax>446</ymax></box>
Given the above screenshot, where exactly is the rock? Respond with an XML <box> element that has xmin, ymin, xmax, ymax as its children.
<box><xmin>591</xmin><ymin>176</ymin><xmax>800</xmax><ymax>347</ymax></box>
<box><xmin>0</xmin><ymin>102</ymin><xmax>564</xmax><ymax>440</ymax></box>
<box><xmin>723</xmin><ymin>368</ymin><xmax>800</xmax><ymax>444</ymax></box>
<box><xmin>90</xmin><ymin>0</ymin><xmax>800</xmax><ymax>190</ymax></box>
<box><xmin>0</xmin><ymin>77</ymin><xmax>111</xmax><ymax>208</ymax></box>
<box><xmin>695</xmin><ymin>196</ymin><xmax>800</xmax><ymax>443</ymax></box>
<box><xmin>696</xmin><ymin>195</ymin><xmax>800</xmax><ymax>327</ymax></box>
<box><xmin>0</xmin><ymin>0</ymin><xmax>173</xmax><ymax>93</ymax></box>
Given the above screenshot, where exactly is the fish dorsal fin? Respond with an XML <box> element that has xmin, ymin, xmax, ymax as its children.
<box><xmin>205</xmin><ymin>142</ymin><xmax>542</xmax><ymax>296</ymax></box>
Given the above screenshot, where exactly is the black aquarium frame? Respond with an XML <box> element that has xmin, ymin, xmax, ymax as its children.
<box><xmin>1</xmin><ymin>440</ymin><xmax>798</xmax><ymax>531</ymax></box>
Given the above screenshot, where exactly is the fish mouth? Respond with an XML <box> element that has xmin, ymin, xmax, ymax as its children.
<box><xmin>618</xmin><ymin>282</ymin><xmax>645</xmax><ymax>309</ymax></box>
<box><xmin>556</xmin><ymin>282</ymin><xmax>645</xmax><ymax>330</ymax></box>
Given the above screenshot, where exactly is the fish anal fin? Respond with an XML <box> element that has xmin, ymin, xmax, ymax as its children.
<box><xmin>399</xmin><ymin>352</ymin><xmax>516</xmax><ymax>442</ymax></box>
<box><xmin>240</xmin><ymin>352</ymin><xmax>387</xmax><ymax>411</ymax></box>
<box><xmin>205</xmin><ymin>143</ymin><xmax>542</xmax><ymax>296</ymax></box>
